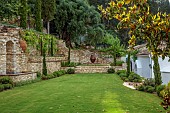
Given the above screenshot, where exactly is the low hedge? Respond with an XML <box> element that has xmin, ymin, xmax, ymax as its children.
<box><xmin>118</xmin><ymin>72</ymin><xmax>142</xmax><ymax>83</ymax></box>
<box><xmin>0</xmin><ymin>76</ymin><xmax>13</xmax><ymax>92</ymax></box>
<box><xmin>107</xmin><ymin>68</ymin><xmax>115</xmax><ymax>74</ymax></box>
<box><xmin>0</xmin><ymin>76</ymin><xmax>13</xmax><ymax>85</ymax></box>
<box><xmin>67</xmin><ymin>68</ymin><xmax>75</xmax><ymax>74</ymax></box>
<box><xmin>42</xmin><ymin>70</ymin><xmax>67</xmax><ymax>80</ymax></box>
<box><xmin>0</xmin><ymin>85</ymin><xmax>4</xmax><ymax>92</ymax></box>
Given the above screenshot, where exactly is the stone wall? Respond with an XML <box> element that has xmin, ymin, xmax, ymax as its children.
<box><xmin>0</xmin><ymin>26</ymin><xmax>65</xmax><ymax>82</ymax></box>
<box><xmin>9</xmin><ymin>72</ymin><xmax>37</xmax><ymax>82</ymax></box>
<box><xmin>112</xmin><ymin>63</ymin><xmax>127</xmax><ymax>72</ymax></box>
<box><xmin>57</xmin><ymin>40</ymin><xmax>114</xmax><ymax>64</ymax></box>
<box><xmin>75</xmin><ymin>63</ymin><xmax>126</xmax><ymax>73</ymax></box>
<box><xmin>75</xmin><ymin>65</ymin><xmax>110</xmax><ymax>73</ymax></box>
<box><xmin>0</xmin><ymin>27</ymin><xmax>25</xmax><ymax>74</ymax></box>
<box><xmin>28</xmin><ymin>56</ymin><xmax>64</xmax><ymax>74</ymax></box>
<box><xmin>60</xmin><ymin>63</ymin><xmax>126</xmax><ymax>73</ymax></box>
<box><xmin>70</xmin><ymin>49</ymin><xmax>113</xmax><ymax>64</ymax></box>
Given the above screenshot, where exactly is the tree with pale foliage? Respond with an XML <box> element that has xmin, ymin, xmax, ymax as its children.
<box><xmin>99</xmin><ymin>0</ymin><xmax>170</xmax><ymax>86</ymax></box>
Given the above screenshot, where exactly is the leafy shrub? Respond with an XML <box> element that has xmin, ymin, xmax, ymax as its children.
<box><xmin>47</xmin><ymin>74</ymin><xmax>55</xmax><ymax>79</ymax></box>
<box><xmin>13</xmin><ymin>79</ymin><xmax>41</xmax><ymax>87</ymax></box>
<box><xmin>107</xmin><ymin>68</ymin><xmax>115</xmax><ymax>73</ymax></box>
<box><xmin>36</xmin><ymin>72</ymin><xmax>42</xmax><ymax>78</ymax></box>
<box><xmin>60</xmin><ymin>70</ymin><xmax>66</xmax><ymax>75</ymax></box>
<box><xmin>0</xmin><ymin>85</ymin><xmax>4</xmax><ymax>92</ymax></box>
<box><xmin>121</xmin><ymin>77</ymin><xmax>128</xmax><ymax>81</ymax></box>
<box><xmin>137</xmin><ymin>85</ymin><xmax>145</xmax><ymax>91</ymax></box>
<box><xmin>110</xmin><ymin>61</ymin><xmax>124</xmax><ymax>66</ymax></box>
<box><xmin>156</xmin><ymin>85</ymin><xmax>165</xmax><ymax>97</ymax></box>
<box><xmin>119</xmin><ymin>73</ymin><xmax>128</xmax><ymax>78</ymax></box>
<box><xmin>110</xmin><ymin>63</ymin><xmax>115</xmax><ymax>66</ymax></box>
<box><xmin>53</xmin><ymin>71</ymin><xmax>59</xmax><ymax>77</ymax></box>
<box><xmin>116</xmin><ymin>60</ymin><xmax>124</xmax><ymax>66</ymax></box>
<box><xmin>128</xmin><ymin>72</ymin><xmax>142</xmax><ymax>82</ymax></box>
<box><xmin>58</xmin><ymin>72</ymin><xmax>63</xmax><ymax>76</ymax></box>
<box><xmin>41</xmin><ymin>75</ymin><xmax>48</xmax><ymax>80</ymax></box>
<box><xmin>136</xmin><ymin>78</ymin><xmax>156</xmax><ymax>93</ymax></box>
<box><xmin>143</xmin><ymin>78</ymin><xmax>155</xmax><ymax>87</ymax></box>
<box><xmin>3</xmin><ymin>84</ymin><xmax>13</xmax><ymax>90</ymax></box>
<box><xmin>53</xmin><ymin>70</ymin><xmax>66</xmax><ymax>77</ymax></box>
<box><xmin>61</xmin><ymin>61</ymin><xmax>79</xmax><ymax>67</ymax></box>
<box><xmin>124</xmin><ymin>78</ymin><xmax>129</xmax><ymax>82</ymax></box>
<box><xmin>160</xmin><ymin>82</ymin><xmax>170</xmax><ymax>110</ymax></box>
<box><xmin>145</xmin><ymin>86</ymin><xmax>155</xmax><ymax>93</ymax></box>
<box><xmin>67</xmin><ymin>68</ymin><xmax>75</xmax><ymax>74</ymax></box>
<box><xmin>0</xmin><ymin>76</ymin><xmax>13</xmax><ymax>85</ymax></box>
<box><xmin>116</xmin><ymin>70</ymin><xmax>126</xmax><ymax>75</ymax></box>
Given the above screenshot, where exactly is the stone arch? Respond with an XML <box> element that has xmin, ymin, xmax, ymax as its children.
<box><xmin>6</xmin><ymin>40</ymin><xmax>15</xmax><ymax>74</ymax></box>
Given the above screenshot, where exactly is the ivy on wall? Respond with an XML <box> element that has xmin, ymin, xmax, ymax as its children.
<box><xmin>19</xmin><ymin>29</ymin><xmax>57</xmax><ymax>56</ymax></box>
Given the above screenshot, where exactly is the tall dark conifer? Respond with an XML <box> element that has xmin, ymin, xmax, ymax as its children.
<box><xmin>35</xmin><ymin>0</ymin><xmax>43</xmax><ymax>55</ymax></box>
<box><xmin>42</xmin><ymin>0</ymin><xmax>56</xmax><ymax>34</ymax></box>
<box><xmin>20</xmin><ymin>0</ymin><xmax>27</xmax><ymax>29</ymax></box>
<box><xmin>35</xmin><ymin>0</ymin><xmax>42</xmax><ymax>32</ymax></box>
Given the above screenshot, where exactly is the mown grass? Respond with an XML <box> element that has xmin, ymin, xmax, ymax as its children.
<box><xmin>0</xmin><ymin>74</ymin><xmax>165</xmax><ymax>113</ymax></box>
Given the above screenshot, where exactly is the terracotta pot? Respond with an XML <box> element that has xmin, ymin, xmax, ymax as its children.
<box><xmin>90</xmin><ymin>54</ymin><xmax>96</xmax><ymax>63</ymax></box>
<box><xmin>19</xmin><ymin>39</ymin><xmax>27</xmax><ymax>52</ymax></box>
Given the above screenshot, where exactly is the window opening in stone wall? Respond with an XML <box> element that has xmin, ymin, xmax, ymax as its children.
<box><xmin>6</xmin><ymin>41</ymin><xmax>15</xmax><ymax>74</ymax></box>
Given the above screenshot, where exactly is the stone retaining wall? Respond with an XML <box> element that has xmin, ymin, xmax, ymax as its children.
<box><xmin>10</xmin><ymin>72</ymin><xmax>37</xmax><ymax>82</ymax></box>
<box><xmin>57</xmin><ymin>40</ymin><xmax>114</xmax><ymax>64</ymax></box>
<box><xmin>0</xmin><ymin>72</ymin><xmax>37</xmax><ymax>83</ymax></box>
<box><xmin>60</xmin><ymin>63</ymin><xmax>127</xmax><ymax>73</ymax></box>
<box><xmin>70</xmin><ymin>49</ymin><xmax>113</xmax><ymax>64</ymax></box>
<box><xmin>28</xmin><ymin>56</ymin><xmax>63</xmax><ymax>74</ymax></box>
<box><xmin>75</xmin><ymin>65</ymin><xmax>110</xmax><ymax>73</ymax></box>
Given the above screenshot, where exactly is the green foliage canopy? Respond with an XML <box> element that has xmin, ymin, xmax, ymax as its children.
<box><xmin>54</xmin><ymin>0</ymin><xmax>104</xmax><ymax>47</ymax></box>
<box><xmin>102</xmin><ymin>33</ymin><xmax>125</xmax><ymax>66</ymax></box>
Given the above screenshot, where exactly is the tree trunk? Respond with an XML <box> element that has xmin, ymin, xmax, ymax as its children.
<box><xmin>28</xmin><ymin>13</ymin><xmax>30</xmax><ymax>29</ymax></box>
<box><xmin>42</xmin><ymin>47</ymin><xmax>47</xmax><ymax>76</ymax></box>
<box><xmin>50</xmin><ymin>37</ymin><xmax>54</xmax><ymax>56</ymax></box>
<box><xmin>113</xmin><ymin>53</ymin><xmax>117</xmax><ymax>66</ymax></box>
<box><xmin>153</xmin><ymin>54</ymin><xmax>162</xmax><ymax>86</ymax></box>
<box><xmin>47</xmin><ymin>21</ymin><xmax>50</xmax><ymax>34</ymax></box>
<box><xmin>40</xmin><ymin>37</ymin><xmax>43</xmax><ymax>56</ymax></box>
<box><xmin>68</xmin><ymin>47</ymin><xmax>71</xmax><ymax>63</ymax></box>
<box><xmin>126</xmin><ymin>51</ymin><xmax>131</xmax><ymax>76</ymax></box>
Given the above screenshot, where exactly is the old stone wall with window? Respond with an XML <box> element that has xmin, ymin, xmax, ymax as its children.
<box><xmin>0</xmin><ymin>26</ymin><xmax>65</xmax><ymax>82</ymax></box>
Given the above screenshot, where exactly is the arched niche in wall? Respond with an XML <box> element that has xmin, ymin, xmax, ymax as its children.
<box><xmin>6</xmin><ymin>41</ymin><xmax>15</xmax><ymax>74</ymax></box>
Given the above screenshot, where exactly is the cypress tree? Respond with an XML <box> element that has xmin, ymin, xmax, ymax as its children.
<box><xmin>35</xmin><ymin>0</ymin><xmax>43</xmax><ymax>55</ymax></box>
<box><xmin>20</xmin><ymin>0</ymin><xmax>27</xmax><ymax>29</ymax></box>
<box><xmin>126</xmin><ymin>51</ymin><xmax>131</xmax><ymax>76</ymax></box>
<box><xmin>42</xmin><ymin>0</ymin><xmax>56</xmax><ymax>34</ymax></box>
<box><xmin>35</xmin><ymin>0</ymin><xmax>42</xmax><ymax>32</ymax></box>
<box><xmin>42</xmin><ymin>47</ymin><xmax>47</xmax><ymax>76</ymax></box>
<box><xmin>153</xmin><ymin>54</ymin><xmax>162</xmax><ymax>86</ymax></box>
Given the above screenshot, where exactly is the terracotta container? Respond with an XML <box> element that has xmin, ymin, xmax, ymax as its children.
<box><xmin>19</xmin><ymin>39</ymin><xmax>27</xmax><ymax>52</ymax></box>
<box><xmin>90</xmin><ymin>54</ymin><xmax>96</xmax><ymax>63</ymax></box>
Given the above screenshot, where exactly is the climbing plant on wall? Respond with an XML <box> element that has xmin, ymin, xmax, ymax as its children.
<box><xmin>19</xmin><ymin>29</ymin><xmax>57</xmax><ymax>56</ymax></box>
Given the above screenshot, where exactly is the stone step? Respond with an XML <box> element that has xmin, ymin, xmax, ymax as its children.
<box><xmin>74</xmin><ymin>65</ymin><xmax>110</xmax><ymax>73</ymax></box>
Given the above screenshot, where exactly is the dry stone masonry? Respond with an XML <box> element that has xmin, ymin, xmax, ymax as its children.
<box><xmin>0</xmin><ymin>26</ymin><xmax>65</xmax><ymax>82</ymax></box>
<box><xmin>0</xmin><ymin>25</ymin><xmax>126</xmax><ymax>82</ymax></box>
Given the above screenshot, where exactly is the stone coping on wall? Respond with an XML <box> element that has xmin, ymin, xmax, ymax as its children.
<box><xmin>60</xmin><ymin>63</ymin><xmax>127</xmax><ymax>73</ymax></box>
<box><xmin>0</xmin><ymin>72</ymin><xmax>36</xmax><ymax>76</ymax></box>
<box><xmin>0</xmin><ymin>72</ymin><xmax>37</xmax><ymax>83</ymax></box>
<box><xmin>28</xmin><ymin>56</ymin><xmax>67</xmax><ymax>63</ymax></box>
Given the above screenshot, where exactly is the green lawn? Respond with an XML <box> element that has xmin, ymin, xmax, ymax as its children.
<box><xmin>0</xmin><ymin>74</ymin><xmax>165</xmax><ymax>113</ymax></box>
